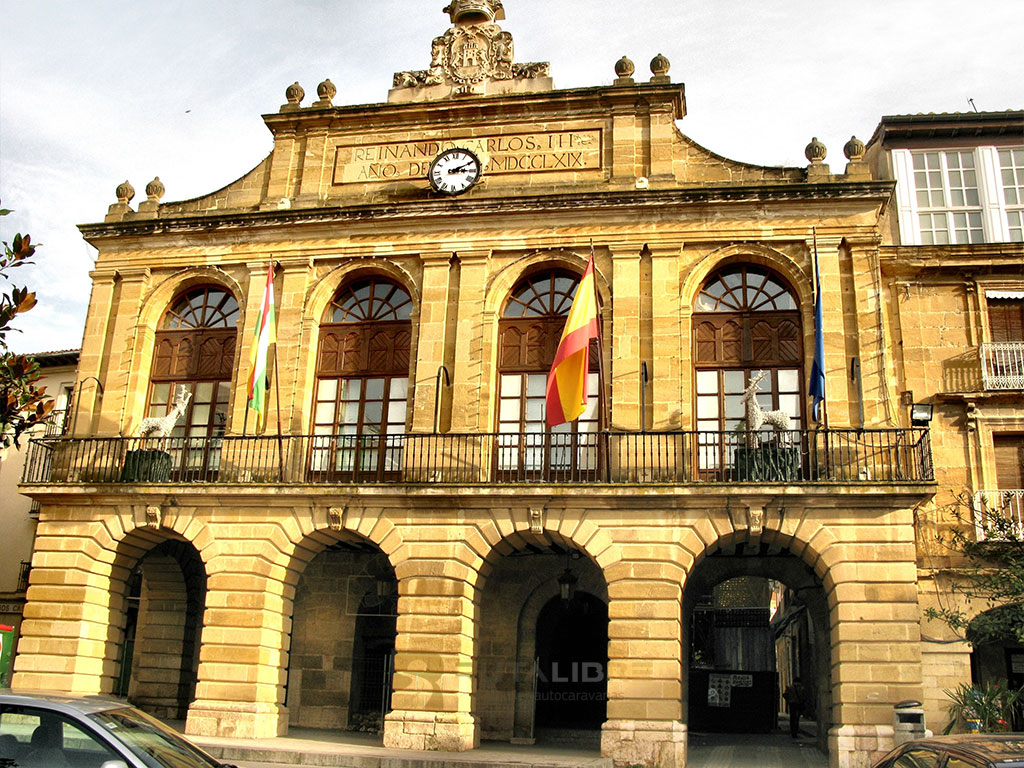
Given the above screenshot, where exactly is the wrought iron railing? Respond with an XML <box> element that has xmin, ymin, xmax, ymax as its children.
<box><xmin>973</xmin><ymin>489</ymin><xmax>1024</xmax><ymax>541</ymax></box>
<box><xmin>980</xmin><ymin>342</ymin><xmax>1024</xmax><ymax>390</ymax></box>
<box><xmin>21</xmin><ymin>428</ymin><xmax>933</xmax><ymax>486</ymax></box>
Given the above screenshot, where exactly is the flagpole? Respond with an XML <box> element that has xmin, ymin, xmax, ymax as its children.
<box><xmin>272</xmin><ymin>264</ymin><xmax>285</xmax><ymax>482</ymax></box>
<box><xmin>590</xmin><ymin>241</ymin><xmax>610</xmax><ymax>481</ymax></box>
<box><xmin>812</xmin><ymin>229</ymin><xmax>829</xmax><ymax>430</ymax></box>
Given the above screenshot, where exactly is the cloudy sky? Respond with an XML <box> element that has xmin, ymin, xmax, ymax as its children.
<box><xmin>1</xmin><ymin>0</ymin><xmax>1022</xmax><ymax>354</ymax></box>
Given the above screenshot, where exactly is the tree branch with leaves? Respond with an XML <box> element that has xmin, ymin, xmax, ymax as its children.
<box><xmin>0</xmin><ymin>202</ymin><xmax>53</xmax><ymax>449</ymax></box>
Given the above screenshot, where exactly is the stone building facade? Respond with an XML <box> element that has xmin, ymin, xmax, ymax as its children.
<box><xmin>13</xmin><ymin>3</ymin><xmax>1022</xmax><ymax>768</ymax></box>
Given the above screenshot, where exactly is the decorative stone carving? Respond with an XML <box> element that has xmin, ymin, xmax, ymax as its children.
<box><xmin>145</xmin><ymin>177</ymin><xmax>165</xmax><ymax>202</ymax></box>
<box><xmin>315</xmin><ymin>78</ymin><xmax>337</xmax><ymax>106</ymax></box>
<box><xmin>145</xmin><ymin>505</ymin><xmax>162</xmax><ymax>529</ymax></box>
<box><xmin>444</xmin><ymin>0</ymin><xmax>505</xmax><ymax>24</ymax></box>
<box><xmin>390</xmin><ymin>2</ymin><xmax>550</xmax><ymax>101</ymax></box>
<box><xmin>329</xmin><ymin>506</ymin><xmax>344</xmax><ymax>531</ymax></box>
<box><xmin>529</xmin><ymin>506</ymin><xmax>544</xmax><ymax>534</ymax></box>
<box><xmin>116</xmin><ymin>180</ymin><xmax>135</xmax><ymax>204</ymax></box>
<box><xmin>843</xmin><ymin>135</ymin><xmax>865</xmax><ymax>161</ymax></box>
<box><xmin>650</xmin><ymin>53</ymin><xmax>671</xmax><ymax>78</ymax></box>
<box><xmin>614</xmin><ymin>55</ymin><xmax>635</xmax><ymax>82</ymax></box>
<box><xmin>285</xmin><ymin>81</ymin><xmax>304</xmax><ymax>105</ymax></box>
<box><xmin>805</xmin><ymin>137</ymin><xmax>827</xmax><ymax>164</ymax></box>
<box><xmin>747</xmin><ymin>506</ymin><xmax>764</xmax><ymax>536</ymax></box>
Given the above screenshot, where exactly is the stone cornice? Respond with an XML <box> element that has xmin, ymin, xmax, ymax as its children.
<box><xmin>79</xmin><ymin>181</ymin><xmax>894</xmax><ymax>244</ymax></box>
<box><xmin>879</xmin><ymin>243</ymin><xmax>1024</xmax><ymax>276</ymax></box>
<box><xmin>262</xmin><ymin>82</ymin><xmax>687</xmax><ymax>135</ymax></box>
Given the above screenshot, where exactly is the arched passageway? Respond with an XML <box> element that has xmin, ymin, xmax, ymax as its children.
<box><xmin>683</xmin><ymin>540</ymin><xmax>830</xmax><ymax>756</ymax></box>
<box><xmin>286</xmin><ymin>536</ymin><xmax>397</xmax><ymax>734</ymax></box>
<box><xmin>474</xmin><ymin>534</ymin><xmax>609</xmax><ymax>743</ymax></box>
<box><xmin>116</xmin><ymin>537</ymin><xmax>206</xmax><ymax>721</ymax></box>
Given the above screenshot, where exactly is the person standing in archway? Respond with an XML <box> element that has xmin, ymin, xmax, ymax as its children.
<box><xmin>783</xmin><ymin>677</ymin><xmax>807</xmax><ymax>738</ymax></box>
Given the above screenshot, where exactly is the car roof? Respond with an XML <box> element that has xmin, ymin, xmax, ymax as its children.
<box><xmin>901</xmin><ymin>733</ymin><xmax>1024</xmax><ymax>763</ymax></box>
<box><xmin>0</xmin><ymin>690</ymin><xmax>135</xmax><ymax>717</ymax></box>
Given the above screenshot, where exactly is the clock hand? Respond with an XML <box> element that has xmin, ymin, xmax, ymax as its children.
<box><xmin>447</xmin><ymin>163</ymin><xmax>474</xmax><ymax>174</ymax></box>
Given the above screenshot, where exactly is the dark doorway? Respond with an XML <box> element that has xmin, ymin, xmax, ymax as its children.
<box><xmin>534</xmin><ymin>592</ymin><xmax>608</xmax><ymax>730</ymax></box>
<box><xmin>348</xmin><ymin>589</ymin><xmax>397</xmax><ymax>731</ymax></box>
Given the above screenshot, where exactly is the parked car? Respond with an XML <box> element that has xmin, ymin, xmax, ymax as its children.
<box><xmin>872</xmin><ymin>733</ymin><xmax>1024</xmax><ymax>768</ymax></box>
<box><xmin>0</xmin><ymin>690</ymin><xmax>237</xmax><ymax>768</ymax></box>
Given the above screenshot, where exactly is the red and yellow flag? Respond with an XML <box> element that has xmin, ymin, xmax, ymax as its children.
<box><xmin>545</xmin><ymin>254</ymin><xmax>600</xmax><ymax>427</ymax></box>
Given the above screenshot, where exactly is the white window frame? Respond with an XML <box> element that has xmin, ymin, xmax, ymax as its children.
<box><xmin>891</xmin><ymin>145</ymin><xmax>1022</xmax><ymax>245</ymax></box>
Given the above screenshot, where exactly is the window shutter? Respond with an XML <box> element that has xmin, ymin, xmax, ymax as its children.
<box><xmin>989</xmin><ymin>299</ymin><xmax>1024</xmax><ymax>342</ymax></box>
<box><xmin>993</xmin><ymin>435</ymin><xmax>1024</xmax><ymax>489</ymax></box>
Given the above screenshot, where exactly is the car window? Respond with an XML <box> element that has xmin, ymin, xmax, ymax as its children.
<box><xmin>945</xmin><ymin>756</ymin><xmax>986</xmax><ymax>768</ymax></box>
<box><xmin>893</xmin><ymin>748</ymin><xmax>941</xmax><ymax>768</ymax></box>
<box><xmin>0</xmin><ymin>705</ymin><xmax>122</xmax><ymax>767</ymax></box>
<box><xmin>89</xmin><ymin>706</ymin><xmax>220</xmax><ymax>768</ymax></box>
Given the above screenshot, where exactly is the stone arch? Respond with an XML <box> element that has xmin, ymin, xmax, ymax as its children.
<box><xmin>682</xmin><ymin>243</ymin><xmax>813</xmax><ymax>312</ymax></box>
<box><xmin>485</xmin><ymin>248</ymin><xmax>611</xmax><ymax>317</ymax></box>
<box><xmin>472</xmin><ymin>524</ymin><xmax>614</xmax><ymax>739</ymax></box>
<box><xmin>107</xmin><ymin>516</ymin><xmax>213</xmax><ymax>721</ymax></box>
<box><xmin>281</xmin><ymin>509</ymin><xmax>404</xmax><ymax>731</ymax></box>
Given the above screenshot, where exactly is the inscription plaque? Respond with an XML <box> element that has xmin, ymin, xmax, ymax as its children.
<box><xmin>333</xmin><ymin>129</ymin><xmax>601</xmax><ymax>184</ymax></box>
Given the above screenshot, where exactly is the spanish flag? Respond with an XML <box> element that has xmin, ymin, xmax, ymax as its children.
<box><xmin>247</xmin><ymin>263</ymin><xmax>276</xmax><ymax>431</ymax></box>
<box><xmin>545</xmin><ymin>254</ymin><xmax>600</xmax><ymax>427</ymax></box>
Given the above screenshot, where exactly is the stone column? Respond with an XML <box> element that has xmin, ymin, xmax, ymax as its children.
<box><xmin>185</xmin><ymin>568</ymin><xmax>290</xmax><ymax>738</ymax></box>
<box><xmin>411</xmin><ymin>252</ymin><xmax>458</xmax><ymax>433</ymax></box>
<box><xmin>602</xmin><ymin>577</ymin><xmax>686</xmax><ymax>768</ymax></box>
<box><xmin>649</xmin><ymin>245</ymin><xmax>684</xmax><ymax>429</ymax></box>
<box><xmin>71</xmin><ymin>271</ymin><xmax>118</xmax><ymax>435</ymax></box>
<box><xmin>95</xmin><ymin>268</ymin><xmax>152</xmax><ymax>435</ymax></box>
<box><xmin>449</xmin><ymin>251</ymin><xmax>490</xmax><ymax>433</ymax></box>
<box><xmin>610</xmin><ymin>245</ymin><xmax>643</xmax><ymax>430</ymax></box>
<box><xmin>384</xmin><ymin>575</ymin><xmax>479</xmax><ymax>751</ymax></box>
<box><xmin>12</xmin><ymin>518</ymin><xmax>119</xmax><ymax>692</ymax></box>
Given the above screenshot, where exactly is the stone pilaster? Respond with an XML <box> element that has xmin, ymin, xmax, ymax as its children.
<box><xmin>610</xmin><ymin>245</ymin><xmax>643</xmax><ymax>430</ymax></box>
<box><xmin>384</xmin><ymin>576</ymin><xmax>479</xmax><ymax>751</ymax></box>
<box><xmin>411</xmin><ymin>252</ymin><xmax>458</xmax><ymax>433</ymax></box>
<box><xmin>649</xmin><ymin>245</ymin><xmax>684</xmax><ymax>429</ymax></box>
<box><xmin>95</xmin><ymin>268</ymin><xmax>151</xmax><ymax>436</ymax></box>
<box><xmin>449</xmin><ymin>251</ymin><xmax>489</xmax><ymax>433</ymax></box>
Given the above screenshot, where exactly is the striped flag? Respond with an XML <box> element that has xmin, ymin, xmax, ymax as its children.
<box><xmin>545</xmin><ymin>253</ymin><xmax>600</xmax><ymax>427</ymax></box>
<box><xmin>247</xmin><ymin>263</ymin><xmax>276</xmax><ymax>431</ymax></box>
<box><xmin>809</xmin><ymin>234</ymin><xmax>826</xmax><ymax>422</ymax></box>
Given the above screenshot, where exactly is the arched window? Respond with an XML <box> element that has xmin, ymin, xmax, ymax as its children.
<box><xmin>692</xmin><ymin>265</ymin><xmax>803</xmax><ymax>476</ymax></box>
<box><xmin>496</xmin><ymin>267</ymin><xmax>600</xmax><ymax>479</ymax></box>
<box><xmin>147</xmin><ymin>286</ymin><xmax>238</xmax><ymax>478</ymax></box>
<box><xmin>310</xmin><ymin>277</ymin><xmax>412</xmax><ymax>480</ymax></box>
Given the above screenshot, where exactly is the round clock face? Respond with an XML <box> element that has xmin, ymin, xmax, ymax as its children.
<box><xmin>428</xmin><ymin>148</ymin><xmax>482</xmax><ymax>195</ymax></box>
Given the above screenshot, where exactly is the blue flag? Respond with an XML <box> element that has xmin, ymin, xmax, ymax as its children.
<box><xmin>809</xmin><ymin>242</ymin><xmax>825</xmax><ymax>422</ymax></box>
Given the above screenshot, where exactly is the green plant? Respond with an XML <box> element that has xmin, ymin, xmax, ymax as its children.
<box><xmin>942</xmin><ymin>680</ymin><xmax>1023</xmax><ymax>734</ymax></box>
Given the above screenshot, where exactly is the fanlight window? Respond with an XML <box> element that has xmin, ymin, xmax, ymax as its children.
<box><xmin>147</xmin><ymin>285</ymin><xmax>239</xmax><ymax>480</ymax></box>
<box><xmin>497</xmin><ymin>267</ymin><xmax>600</xmax><ymax>479</ymax></box>
<box><xmin>162</xmin><ymin>287</ymin><xmax>239</xmax><ymax>329</ymax></box>
<box><xmin>693</xmin><ymin>265</ymin><xmax>804</xmax><ymax>478</ymax></box>
<box><xmin>326</xmin><ymin>279</ymin><xmax>412</xmax><ymax>323</ymax></box>
<box><xmin>311</xmin><ymin>277</ymin><xmax>413</xmax><ymax>480</ymax></box>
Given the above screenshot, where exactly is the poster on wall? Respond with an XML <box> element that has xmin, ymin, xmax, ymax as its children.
<box><xmin>0</xmin><ymin>624</ymin><xmax>14</xmax><ymax>687</ymax></box>
<box><xmin>708</xmin><ymin>673</ymin><xmax>732</xmax><ymax>707</ymax></box>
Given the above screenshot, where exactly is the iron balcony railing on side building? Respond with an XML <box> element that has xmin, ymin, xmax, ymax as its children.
<box><xmin>973</xmin><ymin>489</ymin><xmax>1024</xmax><ymax>541</ymax></box>
<box><xmin>22</xmin><ymin>428</ymin><xmax>934</xmax><ymax>486</ymax></box>
<box><xmin>980</xmin><ymin>342</ymin><xmax>1024</xmax><ymax>390</ymax></box>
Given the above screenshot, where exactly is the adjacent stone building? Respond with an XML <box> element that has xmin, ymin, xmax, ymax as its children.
<box><xmin>13</xmin><ymin>3</ymin><xmax>1023</xmax><ymax>767</ymax></box>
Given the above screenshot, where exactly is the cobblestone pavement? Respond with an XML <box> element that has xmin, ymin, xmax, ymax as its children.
<box><xmin>688</xmin><ymin>731</ymin><xmax>829</xmax><ymax>768</ymax></box>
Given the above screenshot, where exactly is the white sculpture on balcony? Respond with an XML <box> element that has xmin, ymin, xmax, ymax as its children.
<box><xmin>138</xmin><ymin>385</ymin><xmax>191</xmax><ymax>439</ymax></box>
<box><xmin>741</xmin><ymin>371</ymin><xmax>792</xmax><ymax>448</ymax></box>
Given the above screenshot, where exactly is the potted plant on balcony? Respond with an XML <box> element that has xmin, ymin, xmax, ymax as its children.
<box><xmin>942</xmin><ymin>680</ymin><xmax>1023</xmax><ymax>734</ymax></box>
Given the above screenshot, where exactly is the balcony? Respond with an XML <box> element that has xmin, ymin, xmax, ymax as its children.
<box><xmin>980</xmin><ymin>342</ymin><xmax>1024</xmax><ymax>390</ymax></box>
<box><xmin>973</xmin><ymin>489</ymin><xmax>1024</xmax><ymax>540</ymax></box>
<box><xmin>21</xmin><ymin>428</ymin><xmax>933</xmax><ymax>487</ymax></box>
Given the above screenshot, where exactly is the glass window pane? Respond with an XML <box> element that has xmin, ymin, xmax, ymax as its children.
<box><xmin>697</xmin><ymin>396</ymin><xmax>719</xmax><ymax>419</ymax></box>
<box><xmin>387</xmin><ymin>401</ymin><xmax>407</xmax><ymax>424</ymax></box>
<box><xmin>195</xmin><ymin>382</ymin><xmax>214</xmax><ymax>402</ymax></box>
<box><xmin>525</xmin><ymin>398</ymin><xmax>545</xmax><ymax>421</ymax></box>
<box><xmin>723</xmin><ymin>370</ymin><xmax>746</xmax><ymax>394</ymax></box>
<box><xmin>339</xmin><ymin>379</ymin><xmax>362</xmax><ymax>400</ymax></box>
<box><xmin>696</xmin><ymin>370</ymin><xmax>718</xmax><ymax>394</ymax></box>
<box><xmin>580</xmin><ymin>395</ymin><xmax>598</xmax><ymax>421</ymax></box>
<box><xmin>499</xmin><ymin>398</ymin><xmax>521</xmax><ymax>422</ymax></box>
<box><xmin>151</xmin><ymin>382</ymin><xmax>170</xmax><ymax>407</ymax></box>
<box><xmin>365</xmin><ymin>378</ymin><xmax>385</xmax><ymax>399</ymax></box>
<box><xmin>501</xmin><ymin>374</ymin><xmax>521</xmax><ymax>397</ymax></box>
<box><xmin>317</xmin><ymin>378</ymin><xmax>337</xmax><ymax>402</ymax></box>
<box><xmin>390</xmin><ymin>378</ymin><xmax>409</xmax><ymax>398</ymax></box>
<box><xmin>777</xmin><ymin>369</ymin><xmax>799</xmax><ymax>391</ymax></box>
<box><xmin>526</xmin><ymin>374</ymin><xmax>546</xmax><ymax>397</ymax></box>
<box><xmin>364</xmin><ymin>401</ymin><xmax>383</xmax><ymax>425</ymax></box>
<box><xmin>190</xmin><ymin>405</ymin><xmax>210</xmax><ymax>426</ymax></box>
<box><xmin>315</xmin><ymin>402</ymin><xmax>335</xmax><ymax>424</ymax></box>
<box><xmin>339</xmin><ymin>401</ymin><xmax>359</xmax><ymax>425</ymax></box>
<box><xmin>724</xmin><ymin>396</ymin><xmax>745</xmax><ymax>418</ymax></box>
<box><xmin>779</xmin><ymin>394</ymin><xmax>800</xmax><ymax>417</ymax></box>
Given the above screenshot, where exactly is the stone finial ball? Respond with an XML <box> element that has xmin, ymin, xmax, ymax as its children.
<box><xmin>805</xmin><ymin>137</ymin><xmax>827</xmax><ymax>163</ymax></box>
<box><xmin>145</xmin><ymin>177</ymin><xmax>165</xmax><ymax>201</ymax></box>
<box><xmin>614</xmin><ymin>55</ymin><xmax>635</xmax><ymax>79</ymax></box>
<box><xmin>285</xmin><ymin>81</ymin><xmax>305</xmax><ymax>104</ymax></box>
<box><xmin>116</xmin><ymin>180</ymin><xmax>135</xmax><ymax>204</ymax></box>
<box><xmin>317</xmin><ymin>79</ymin><xmax>337</xmax><ymax>103</ymax></box>
<box><xmin>844</xmin><ymin>135</ymin><xmax>866</xmax><ymax>161</ymax></box>
<box><xmin>650</xmin><ymin>53</ymin><xmax>671</xmax><ymax>77</ymax></box>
